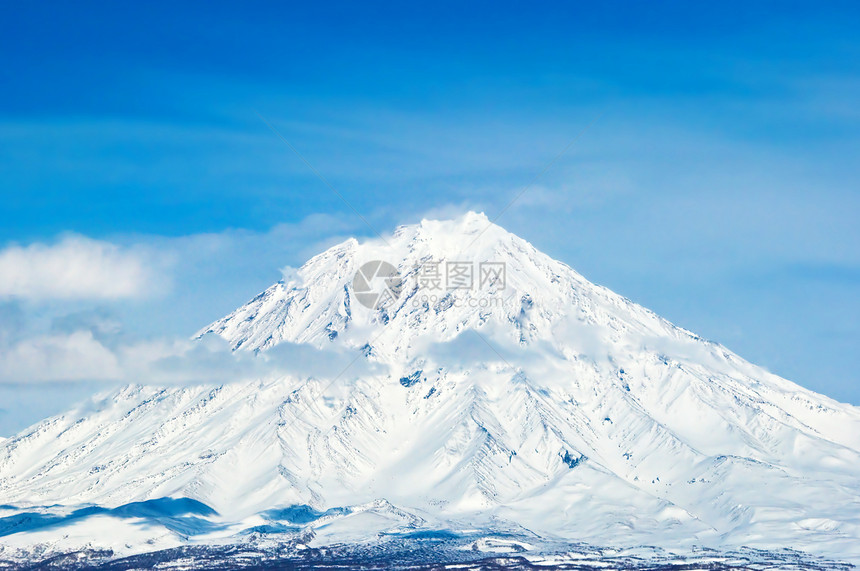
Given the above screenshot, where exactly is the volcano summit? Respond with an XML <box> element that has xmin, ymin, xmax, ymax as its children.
<box><xmin>1</xmin><ymin>212</ymin><xmax>858</xmax><ymax>568</ymax></box>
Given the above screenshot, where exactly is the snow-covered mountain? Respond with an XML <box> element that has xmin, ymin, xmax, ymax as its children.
<box><xmin>2</xmin><ymin>212</ymin><xmax>859</xmax><ymax>567</ymax></box>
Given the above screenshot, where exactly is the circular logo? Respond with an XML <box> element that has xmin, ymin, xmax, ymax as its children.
<box><xmin>352</xmin><ymin>260</ymin><xmax>403</xmax><ymax>309</ymax></box>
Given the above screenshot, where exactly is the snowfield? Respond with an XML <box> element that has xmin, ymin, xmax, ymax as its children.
<box><xmin>1</xmin><ymin>212</ymin><xmax>859</xmax><ymax>568</ymax></box>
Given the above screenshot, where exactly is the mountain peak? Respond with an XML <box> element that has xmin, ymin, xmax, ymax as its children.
<box><xmin>420</xmin><ymin>209</ymin><xmax>489</xmax><ymax>227</ymax></box>
<box><xmin>417</xmin><ymin>210</ymin><xmax>492</xmax><ymax>235</ymax></box>
<box><xmin>197</xmin><ymin>212</ymin><xmax>590</xmax><ymax>354</ymax></box>
<box><xmin>387</xmin><ymin>210</ymin><xmax>512</xmax><ymax>258</ymax></box>
<box><xmin>6</xmin><ymin>213</ymin><xmax>860</xmax><ymax>565</ymax></box>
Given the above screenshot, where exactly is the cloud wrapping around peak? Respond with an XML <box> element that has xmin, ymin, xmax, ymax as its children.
<box><xmin>0</xmin><ymin>235</ymin><xmax>154</xmax><ymax>301</ymax></box>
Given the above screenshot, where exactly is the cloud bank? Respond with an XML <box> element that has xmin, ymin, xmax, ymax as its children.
<box><xmin>0</xmin><ymin>327</ymin><xmax>384</xmax><ymax>387</ymax></box>
<box><xmin>0</xmin><ymin>235</ymin><xmax>154</xmax><ymax>301</ymax></box>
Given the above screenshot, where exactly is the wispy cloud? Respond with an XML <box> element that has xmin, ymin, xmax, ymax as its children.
<box><xmin>0</xmin><ymin>330</ymin><xmax>384</xmax><ymax>386</ymax></box>
<box><xmin>0</xmin><ymin>330</ymin><xmax>122</xmax><ymax>382</ymax></box>
<box><xmin>0</xmin><ymin>235</ymin><xmax>157</xmax><ymax>301</ymax></box>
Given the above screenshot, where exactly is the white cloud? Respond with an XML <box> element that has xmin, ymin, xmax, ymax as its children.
<box><xmin>0</xmin><ymin>235</ymin><xmax>155</xmax><ymax>301</ymax></box>
<box><xmin>0</xmin><ymin>330</ymin><xmax>385</xmax><ymax>386</ymax></box>
<box><xmin>0</xmin><ymin>330</ymin><xmax>122</xmax><ymax>382</ymax></box>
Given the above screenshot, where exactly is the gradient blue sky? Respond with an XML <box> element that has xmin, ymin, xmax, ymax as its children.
<box><xmin>1</xmin><ymin>1</ymin><xmax>859</xmax><ymax>433</ymax></box>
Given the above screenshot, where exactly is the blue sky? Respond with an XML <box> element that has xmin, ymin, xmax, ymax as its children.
<box><xmin>1</xmin><ymin>1</ymin><xmax>859</xmax><ymax>433</ymax></box>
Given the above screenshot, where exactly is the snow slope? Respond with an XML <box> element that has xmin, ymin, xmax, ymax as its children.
<box><xmin>1</xmin><ymin>212</ymin><xmax>859</xmax><ymax>565</ymax></box>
